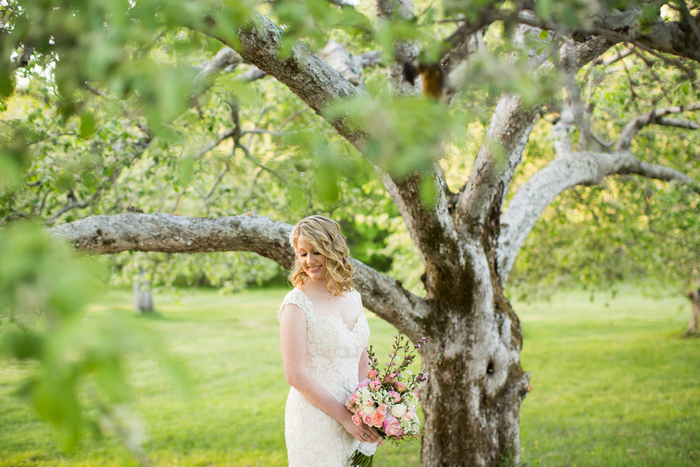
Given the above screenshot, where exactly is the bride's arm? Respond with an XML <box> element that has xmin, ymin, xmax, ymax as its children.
<box><xmin>280</xmin><ymin>304</ymin><xmax>380</xmax><ymax>443</ymax></box>
<box><xmin>358</xmin><ymin>348</ymin><xmax>371</xmax><ymax>382</ymax></box>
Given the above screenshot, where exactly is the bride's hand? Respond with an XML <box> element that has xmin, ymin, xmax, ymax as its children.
<box><xmin>342</xmin><ymin>417</ymin><xmax>381</xmax><ymax>444</ymax></box>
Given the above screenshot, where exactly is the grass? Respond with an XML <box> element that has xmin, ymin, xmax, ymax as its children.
<box><xmin>0</xmin><ymin>287</ymin><xmax>698</xmax><ymax>466</ymax></box>
<box><xmin>518</xmin><ymin>289</ymin><xmax>700</xmax><ymax>467</ymax></box>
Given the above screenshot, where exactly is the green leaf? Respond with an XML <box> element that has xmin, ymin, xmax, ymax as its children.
<box><xmin>80</xmin><ymin>111</ymin><xmax>96</xmax><ymax>139</ymax></box>
<box><xmin>177</xmin><ymin>156</ymin><xmax>195</xmax><ymax>188</ymax></box>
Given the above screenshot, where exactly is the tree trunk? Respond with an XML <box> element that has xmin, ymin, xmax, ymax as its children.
<box><xmin>419</xmin><ymin>250</ymin><xmax>530</xmax><ymax>466</ymax></box>
<box><xmin>133</xmin><ymin>268</ymin><xmax>154</xmax><ymax>314</ymax></box>
<box><xmin>687</xmin><ymin>289</ymin><xmax>700</xmax><ymax>337</ymax></box>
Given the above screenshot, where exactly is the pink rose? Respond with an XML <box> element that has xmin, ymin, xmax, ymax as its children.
<box><xmin>370</xmin><ymin>409</ymin><xmax>385</xmax><ymax>427</ymax></box>
<box><xmin>345</xmin><ymin>394</ymin><xmax>357</xmax><ymax>409</ymax></box>
<box><xmin>384</xmin><ymin>373</ymin><xmax>396</xmax><ymax>383</ymax></box>
<box><xmin>403</xmin><ymin>410</ymin><xmax>415</xmax><ymax>420</ymax></box>
<box><xmin>368</xmin><ymin>369</ymin><xmax>379</xmax><ymax>379</ymax></box>
<box><xmin>352</xmin><ymin>412</ymin><xmax>362</xmax><ymax>426</ymax></box>
<box><xmin>362</xmin><ymin>413</ymin><xmax>373</xmax><ymax>426</ymax></box>
<box><xmin>395</xmin><ymin>382</ymin><xmax>406</xmax><ymax>392</ymax></box>
<box><xmin>369</xmin><ymin>379</ymin><xmax>381</xmax><ymax>390</ymax></box>
<box><xmin>377</xmin><ymin>404</ymin><xmax>388</xmax><ymax>415</ymax></box>
<box><xmin>383</xmin><ymin>416</ymin><xmax>403</xmax><ymax>437</ymax></box>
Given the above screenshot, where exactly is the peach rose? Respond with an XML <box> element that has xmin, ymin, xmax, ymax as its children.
<box><xmin>395</xmin><ymin>382</ymin><xmax>406</xmax><ymax>392</ymax></box>
<box><xmin>370</xmin><ymin>409</ymin><xmax>385</xmax><ymax>427</ymax></box>
<box><xmin>352</xmin><ymin>412</ymin><xmax>362</xmax><ymax>426</ymax></box>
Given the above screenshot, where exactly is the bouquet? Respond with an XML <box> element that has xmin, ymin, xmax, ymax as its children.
<box><xmin>345</xmin><ymin>335</ymin><xmax>440</xmax><ymax>467</ymax></box>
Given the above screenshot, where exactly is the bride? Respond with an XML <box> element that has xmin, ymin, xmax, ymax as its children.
<box><xmin>278</xmin><ymin>215</ymin><xmax>381</xmax><ymax>466</ymax></box>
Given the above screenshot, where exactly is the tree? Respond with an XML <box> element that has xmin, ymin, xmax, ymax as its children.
<box><xmin>3</xmin><ymin>0</ymin><xmax>700</xmax><ymax>465</ymax></box>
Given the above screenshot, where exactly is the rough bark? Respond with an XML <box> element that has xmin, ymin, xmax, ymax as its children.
<box><xmin>419</xmin><ymin>238</ymin><xmax>530</xmax><ymax>467</ymax></box>
<box><xmin>373</xmin><ymin>2</ymin><xmax>532</xmax><ymax>464</ymax></box>
<box><xmin>377</xmin><ymin>168</ymin><xmax>463</xmax><ymax>297</ymax></box>
<box><xmin>596</xmin><ymin>8</ymin><xmax>700</xmax><ymax>63</ymax></box>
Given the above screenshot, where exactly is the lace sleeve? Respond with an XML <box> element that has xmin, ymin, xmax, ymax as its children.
<box><xmin>350</xmin><ymin>289</ymin><xmax>363</xmax><ymax>313</ymax></box>
<box><xmin>277</xmin><ymin>289</ymin><xmax>308</xmax><ymax>323</ymax></box>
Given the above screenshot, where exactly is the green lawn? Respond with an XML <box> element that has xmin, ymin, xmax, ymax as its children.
<box><xmin>0</xmin><ymin>287</ymin><xmax>698</xmax><ymax>466</ymax></box>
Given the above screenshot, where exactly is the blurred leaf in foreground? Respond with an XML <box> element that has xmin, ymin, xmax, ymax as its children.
<box><xmin>0</xmin><ymin>222</ymin><xmax>191</xmax><ymax>456</ymax></box>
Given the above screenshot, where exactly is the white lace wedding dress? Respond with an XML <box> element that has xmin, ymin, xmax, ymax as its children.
<box><xmin>278</xmin><ymin>287</ymin><xmax>369</xmax><ymax>467</ymax></box>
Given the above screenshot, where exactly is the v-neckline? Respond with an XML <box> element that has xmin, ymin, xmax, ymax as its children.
<box><xmin>296</xmin><ymin>287</ymin><xmax>363</xmax><ymax>333</ymax></box>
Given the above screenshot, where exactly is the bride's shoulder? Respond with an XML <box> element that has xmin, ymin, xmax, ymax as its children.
<box><xmin>281</xmin><ymin>287</ymin><xmax>306</xmax><ymax>306</ymax></box>
<box><xmin>347</xmin><ymin>288</ymin><xmax>363</xmax><ymax>306</ymax></box>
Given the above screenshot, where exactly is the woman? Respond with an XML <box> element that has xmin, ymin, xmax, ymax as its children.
<box><xmin>278</xmin><ymin>215</ymin><xmax>381</xmax><ymax>466</ymax></box>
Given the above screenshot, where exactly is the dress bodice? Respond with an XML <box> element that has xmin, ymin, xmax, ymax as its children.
<box><xmin>278</xmin><ymin>287</ymin><xmax>369</xmax><ymax>400</ymax></box>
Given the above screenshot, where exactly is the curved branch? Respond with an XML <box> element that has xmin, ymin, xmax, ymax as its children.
<box><xmin>608</xmin><ymin>15</ymin><xmax>700</xmax><ymax>63</ymax></box>
<box><xmin>616</xmin><ymin>103</ymin><xmax>700</xmax><ymax>151</ymax></box>
<box><xmin>51</xmin><ymin>212</ymin><xmax>295</xmax><ymax>263</ymax></box>
<box><xmin>497</xmin><ymin>123</ymin><xmax>700</xmax><ymax>283</ymax></box>
<box><xmin>50</xmin><ymin>213</ymin><xmax>429</xmax><ymax>338</ymax></box>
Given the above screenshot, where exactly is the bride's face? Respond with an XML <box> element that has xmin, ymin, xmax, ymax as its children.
<box><xmin>296</xmin><ymin>237</ymin><xmax>327</xmax><ymax>284</ymax></box>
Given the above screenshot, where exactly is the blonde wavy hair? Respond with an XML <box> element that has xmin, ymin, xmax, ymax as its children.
<box><xmin>289</xmin><ymin>215</ymin><xmax>354</xmax><ymax>297</ymax></box>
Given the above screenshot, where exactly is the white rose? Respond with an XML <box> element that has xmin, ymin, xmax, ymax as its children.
<box><xmin>361</xmin><ymin>404</ymin><xmax>376</xmax><ymax>415</ymax></box>
<box><xmin>390</xmin><ymin>403</ymin><xmax>406</xmax><ymax>418</ymax></box>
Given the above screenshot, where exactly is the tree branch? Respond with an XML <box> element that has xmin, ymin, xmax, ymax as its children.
<box><xmin>50</xmin><ymin>213</ymin><xmax>429</xmax><ymax>339</ymax></box>
<box><xmin>497</xmin><ymin>116</ymin><xmax>700</xmax><ymax>283</ymax></box>
<box><xmin>513</xmin><ymin>6</ymin><xmax>700</xmax><ymax>63</ymax></box>
<box><xmin>369</xmin><ymin>0</ymin><xmax>469</xmax><ymax>294</ymax></box>
<box><xmin>376</xmin><ymin>166</ymin><xmax>463</xmax><ymax>295</ymax></box>
<box><xmin>455</xmin><ymin>28</ymin><xmax>612</xmax><ymax>242</ymax></box>
<box><xmin>206</xmin><ymin>11</ymin><xmax>364</xmax><ymax>147</ymax></box>
<box><xmin>594</xmin><ymin>46</ymin><xmax>635</xmax><ymax>66</ymax></box>
<box><xmin>616</xmin><ymin>103</ymin><xmax>700</xmax><ymax>151</ymax></box>
<box><xmin>192</xmin><ymin>47</ymin><xmax>242</xmax><ymax>88</ymax></box>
